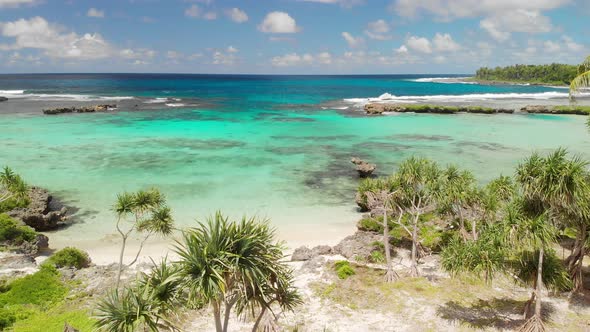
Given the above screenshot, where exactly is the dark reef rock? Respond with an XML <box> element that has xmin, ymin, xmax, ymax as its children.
<box><xmin>7</xmin><ymin>187</ymin><xmax>67</xmax><ymax>231</ymax></box>
<box><xmin>0</xmin><ymin>97</ymin><xmax>7</xmax><ymax>102</ymax></box>
<box><xmin>363</xmin><ymin>103</ymin><xmax>516</xmax><ymax>115</ymax></box>
<box><xmin>291</xmin><ymin>245</ymin><xmax>333</xmax><ymax>261</ymax></box>
<box><xmin>333</xmin><ymin>231</ymin><xmax>383</xmax><ymax>260</ymax></box>
<box><xmin>43</xmin><ymin>104</ymin><xmax>117</xmax><ymax>115</ymax></box>
<box><xmin>351</xmin><ymin>157</ymin><xmax>376</xmax><ymax>178</ymax></box>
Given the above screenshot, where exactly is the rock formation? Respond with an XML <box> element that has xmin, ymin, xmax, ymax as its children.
<box><xmin>7</xmin><ymin>187</ymin><xmax>67</xmax><ymax>231</ymax></box>
<box><xmin>363</xmin><ymin>103</ymin><xmax>515</xmax><ymax>115</ymax></box>
<box><xmin>43</xmin><ymin>104</ymin><xmax>117</xmax><ymax>115</ymax></box>
<box><xmin>351</xmin><ymin>157</ymin><xmax>376</xmax><ymax>178</ymax></box>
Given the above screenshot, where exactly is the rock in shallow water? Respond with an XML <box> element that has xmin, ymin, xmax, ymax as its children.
<box><xmin>7</xmin><ymin>187</ymin><xmax>68</xmax><ymax>231</ymax></box>
<box><xmin>351</xmin><ymin>157</ymin><xmax>376</xmax><ymax>178</ymax></box>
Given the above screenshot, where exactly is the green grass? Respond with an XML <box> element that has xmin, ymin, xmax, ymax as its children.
<box><xmin>334</xmin><ymin>261</ymin><xmax>356</xmax><ymax>279</ymax></box>
<box><xmin>11</xmin><ymin>308</ymin><xmax>95</xmax><ymax>332</ymax></box>
<box><xmin>0</xmin><ymin>266</ymin><xmax>95</xmax><ymax>331</ymax></box>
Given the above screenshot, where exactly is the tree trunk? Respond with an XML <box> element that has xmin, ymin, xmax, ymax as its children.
<box><xmin>252</xmin><ymin>306</ymin><xmax>267</xmax><ymax>332</ymax></box>
<box><xmin>384</xmin><ymin>210</ymin><xmax>398</xmax><ymax>282</ymax></box>
<box><xmin>471</xmin><ymin>219</ymin><xmax>478</xmax><ymax>241</ymax></box>
<box><xmin>534</xmin><ymin>247</ymin><xmax>544</xmax><ymax>319</ymax></box>
<box><xmin>565</xmin><ymin>223</ymin><xmax>586</xmax><ymax>291</ymax></box>
<box><xmin>222</xmin><ymin>297</ymin><xmax>237</xmax><ymax>332</ymax></box>
<box><xmin>116</xmin><ymin>236</ymin><xmax>127</xmax><ymax>288</ymax></box>
<box><xmin>213</xmin><ymin>301</ymin><xmax>223</xmax><ymax>332</ymax></box>
<box><xmin>410</xmin><ymin>213</ymin><xmax>420</xmax><ymax>277</ymax></box>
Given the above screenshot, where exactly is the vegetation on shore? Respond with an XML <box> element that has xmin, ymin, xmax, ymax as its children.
<box><xmin>474</xmin><ymin>63</ymin><xmax>578</xmax><ymax>85</ymax></box>
<box><xmin>570</xmin><ymin>55</ymin><xmax>590</xmax><ymax>101</ymax></box>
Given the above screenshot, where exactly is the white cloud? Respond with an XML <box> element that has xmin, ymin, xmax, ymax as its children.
<box><xmin>227</xmin><ymin>8</ymin><xmax>248</xmax><ymax>23</ymax></box>
<box><xmin>405</xmin><ymin>36</ymin><xmax>432</xmax><ymax>53</ymax></box>
<box><xmin>479</xmin><ymin>10</ymin><xmax>553</xmax><ymax>42</ymax></box>
<box><xmin>365</xmin><ymin>19</ymin><xmax>391</xmax><ymax>40</ymax></box>
<box><xmin>258</xmin><ymin>12</ymin><xmax>301</xmax><ymax>33</ymax></box>
<box><xmin>543</xmin><ymin>40</ymin><xmax>560</xmax><ymax>53</ymax></box>
<box><xmin>120</xmin><ymin>48</ymin><xmax>156</xmax><ymax>60</ymax></box>
<box><xmin>0</xmin><ymin>0</ymin><xmax>38</xmax><ymax>8</ymax></box>
<box><xmin>87</xmin><ymin>8</ymin><xmax>105</xmax><ymax>18</ymax></box>
<box><xmin>211</xmin><ymin>47</ymin><xmax>239</xmax><ymax>65</ymax></box>
<box><xmin>342</xmin><ymin>32</ymin><xmax>365</xmax><ymax>48</ymax></box>
<box><xmin>227</xmin><ymin>46</ymin><xmax>238</xmax><ymax>53</ymax></box>
<box><xmin>317</xmin><ymin>52</ymin><xmax>333</xmax><ymax>64</ymax></box>
<box><xmin>395</xmin><ymin>45</ymin><xmax>408</xmax><ymax>54</ymax></box>
<box><xmin>391</xmin><ymin>0</ymin><xmax>571</xmax><ymax>20</ymax></box>
<box><xmin>432</xmin><ymin>33</ymin><xmax>461</xmax><ymax>52</ymax></box>
<box><xmin>185</xmin><ymin>5</ymin><xmax>202</xmax><ymax>18</ymax></box>
<box><xmin>185</xmin><ymin>5</ymin><xmax>217</xmax><ymax>20</ymax></box>
<box><xmin>562</xmin><ymin>35</ymin><xmax>583</xmax><ymax>52</ymax></box>
<box><xmin>300</xmin><ymin>0</ymin><xmax>365</xmax><ymax>7</ymax></box>
<box><xmin>271</xmin><ymin>53</ymin><xmax>314</xmax><ymax>67</ymax></box>
<box><xmin>0</xmin><ymin>17</ymin><xmax>113</xmax><ymax>59</ymax></box>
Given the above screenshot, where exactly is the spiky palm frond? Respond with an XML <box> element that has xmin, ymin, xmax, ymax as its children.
<box><xmin>513</xmin><ymin>249</ymin><xmax>572</xmax><ymax>292</ymax></box>
<box><xmin>569</xmin><ymin>55</ymin><xmax>590</xmax><ymax>101</ymax></box>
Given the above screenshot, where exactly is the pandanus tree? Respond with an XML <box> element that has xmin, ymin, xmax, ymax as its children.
<box><xmin>95</xmin><ymin>259</ymin><xmax>182</xmax><ymax>332</ymax></box>
<box><xmin>514</xmin><ymin>149</ymin><xmax>589</xmax><ymax>330</ymax></box>
<box><xmin>438</xmin><ymin>165</ymin><xmax>478</xmax><ymax>240</ymax></box>
<box><xmin>174</xmin><ymin>212</ymin><xmax>301</xmax><ymax>332</ymax></box>
<box><xmin>114</xmin><ymin>188</ymin><xmax>174</xmax><ymax>287</ymax></box>
<box><xmin>365</xmin><ymin>189</ymin><xmax>400</xmax><ymax>282</ymax></box>
<box><xmin>0</xmin><ymin>167</ymin><xmax>28</xmax><ymax>207</ymax></box>
<box><xmin>516</xmin><ymin>149</ymin><xmax>590</xmax><ymax>291</ymax></box>
<box><xmin>394</xmin><ymin>157</ymin><xmax>441</xmax><ymax>277</ymax></box>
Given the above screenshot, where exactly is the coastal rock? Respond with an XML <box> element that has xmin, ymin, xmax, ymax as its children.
<box><xmin>0</xmin><ymin>97</ymin><xmax>7</xmax><ymax>102</ymax></box>
<box><xmin>333</xmin><ymin>230</ymin><xmax>383</xmax><ymax>260</ymax></box>
<box><xmin>43</xmin><ymin>104</ymin><xmax>117</xmax><ymax>115</ymax></box>
<box><xmin>351</xmin><ymin>157</ymin><xmax>376</xmax><ymax>178</ymax></box>
<box><xmin>521</xmin><ymin>105</ymin><xmax>551</xmax><ymax>113</ymax></box>
<box><xmin>7</xmin><ymin>187</ymin><xmax>67</xmax><ymax>231</ymax></box>
<box><xmin>291</xmin><ymin>245</ymin><xmax>333</xmax><ymax>261</ymax></box>
<box><xmin>0</xmin><ymin>251</ymin><xmax>37</xmax><ymax>278</ymax></box>
<box><xmin>364</xmin><ymin>103</ymin><xmax>516</xmax><ymax>115</ymax></box>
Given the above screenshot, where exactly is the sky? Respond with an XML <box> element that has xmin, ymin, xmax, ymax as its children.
<box><xmin>0</xmin><ymin>0</ymin><xmax>588</xmax><ymax>74</ymax></box>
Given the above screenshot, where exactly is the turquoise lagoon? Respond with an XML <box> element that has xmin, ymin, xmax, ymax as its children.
<box><xmin>0</xmin><ymin>74</ymin><xmax>589</xmax><ymax>252</ymax></box>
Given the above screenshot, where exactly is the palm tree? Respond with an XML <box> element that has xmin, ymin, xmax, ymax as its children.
<box><xmin>174</xmin><ymin>212</ymin><xmax>301</xmax><ymax>332</ymax></box>
<box><xmin>0</xmin><ymin>166</ymin><xmax>28</xmax><ymax>207</ymax></box>
<box><xmin>569</xmin><ymin>55</ymin><xmax>590</xmax><ymax>101</ymax></box>
<box><xmin>395</xmin><ymin>157</ymin><xmax>441</xmax><ymax>277</ymax></box>
<box><xmin>113</xmin><ymin>188</ymin><xmax>174</xmax><ymax>287</ymax></box>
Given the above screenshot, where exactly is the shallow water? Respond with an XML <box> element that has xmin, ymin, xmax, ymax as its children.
<box><xmin>1</xmin><ymin>74</ymin><xmax>589</xmax><ymax>249</ymax></box>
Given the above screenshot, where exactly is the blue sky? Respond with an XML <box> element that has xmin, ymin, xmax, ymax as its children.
<box><xmin>0</xmin><ymin>0</ymin><xmax>588</xmax><ymax>74</ymax></box>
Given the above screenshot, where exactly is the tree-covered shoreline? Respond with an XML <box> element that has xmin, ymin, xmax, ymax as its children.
<box><xmin>474</xmin><ymin>63</ymin><xmax>579</xmax><ymax>86</ymax></box>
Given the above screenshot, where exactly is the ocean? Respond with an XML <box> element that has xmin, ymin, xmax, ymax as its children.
<box><xmin>1</xmin><ymin>74</ymin><xmax>589</xmax><ymax>251</ymax></box>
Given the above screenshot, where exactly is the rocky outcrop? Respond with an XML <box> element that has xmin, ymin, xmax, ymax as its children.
<box><xmin>520</xmin><ymin>105</ymin><xmax>590</xmax><ymax>115</ymax></box>
<box><xmin>364</xmin><ymin>103</ymin><xmax>515</xmax><ymax>115</ymax></box>
<box><xmin>333</xmin><ymin>231</ymin><xmax>383</xmax><ymax>260</ymax></box>
<box><xmin>351</xmin><ymin>157</ymin><xmax>376</xmax><ymax>178</ymax></box>
<box><xmin>7</xmin><ymin>187</ymin><xmax>67</xmax><ymax>231</ymax></box>
<box><xmin>0</xmin><ymin>97</ymin><xmax>7</xmax><ymax>102</ymax></box>
<box><xmin>291</xmin><ymin>245</ymin><xmax>333</xmax><ymax>261</ymax></box>
<box><xmin>43</xmin><ymin>104</ymin><xmax>116</xmax><ymax>115</ymax></box>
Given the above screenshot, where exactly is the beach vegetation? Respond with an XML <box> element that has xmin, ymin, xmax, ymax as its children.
<box><xmin>334</xmin><ymin>260</ymin><xmax>356</xmax><ymax>279</ymax></box>
<box><xmin>174</xmin><ymin>212</ymin><xmax>302</xmax><ymax>332</ymax></box>
<box><xmin>113</xmin><ymin>188</ymin><xmax>174</xmax><ymax>287</ymax></box>
<box><xmin>0</xmin><ymin>213</ymin><xmax>36</xmax><ymax>246</ymax></box>
<box><xmin>475</xmin><ymin>63</ymin><xmax>578</xmax><ymax>85</ymax></box>
<box><xmin>0</xmin><ymin>167</ymin><xmax>28</xmax><ymax>213</ymax></box>
<box><xmin>43</xmin><ymin>247</ymin><xmax>92</xmax><ymax>269</ymax></box>
<box><xmin>569</xmin><ymin>55</ymin><xmax>590</xmax><ymax>101</ymax></box>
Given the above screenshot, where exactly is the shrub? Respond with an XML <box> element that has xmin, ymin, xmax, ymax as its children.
<box><xmin>0</xmin><ymin>214</ymin><xmax>37</xmax><ymax>245</ymax></box>
<box><xmin>369</xmin><ymin>251</ymin><xmax>385</xmax><ymax>264</ymax></box>
<box><xmin>334</xmin><ymin>260</ymin><xmax>355</xmax><ymax>279</ymax></box>
<box><xmin>357</xmin><ymin>216</ymin><xmax>384</xmax><ymax>233</ymax></box>
<box><xmin>43</xmin><ymin>247</ymin><xmax>91</xmax><ymax>269</ymax></box>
